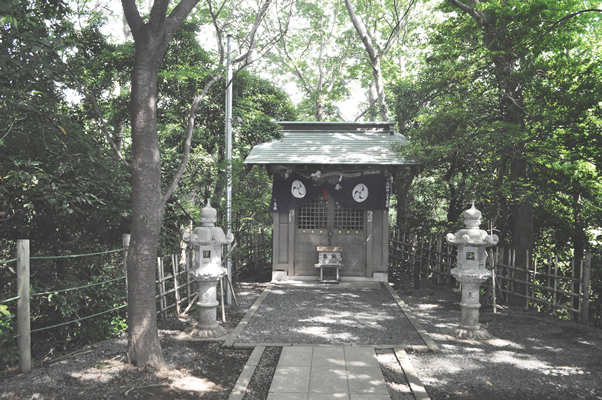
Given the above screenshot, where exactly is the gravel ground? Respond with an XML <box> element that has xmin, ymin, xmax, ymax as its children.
<box><xmin>396</xmin><ymin>278</ymin><xmax>602</xmax><ymax>400</ymax></box>
<box><xmin>2</xmin><ymin>277</ymin><xmax>602</xmax><ymax>399</ymax></box>
<box><xmin>235</xmin><ymin>282</ymin><xmax>424</xmax><ymax>346</ymax></box>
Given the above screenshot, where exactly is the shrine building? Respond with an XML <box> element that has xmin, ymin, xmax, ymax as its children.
<box><xmin>243</xmin><ymin>121</ymin><xmax>417</xmax><ymax>282</ymax></box>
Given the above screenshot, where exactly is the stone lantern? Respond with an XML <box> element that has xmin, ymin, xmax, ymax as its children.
<box><xmin>183</xmin><ymin>200</ymin><xmax>234</xmax><ymax>338</ymax></box>
<box><xmin>444</xmin><ymin>202</ymin><xmax>498</xmax><ymax>339</ymax></box>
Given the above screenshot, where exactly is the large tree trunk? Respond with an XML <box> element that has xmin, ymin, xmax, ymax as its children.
<box><xmin>126</xmin><ymin>28</ymin><xmax>168</xmax><ymax>368</ymax></box>
<box><xmin>510</xmin><ymin>155</ymin><xmax>532</xmax><ymax>304</ymax></box>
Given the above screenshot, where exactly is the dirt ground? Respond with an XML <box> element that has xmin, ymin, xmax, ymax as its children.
<box><xmin>1</xmin><ymin>275</ymin><xmax>602</xmax><ymax>400</ymax></box>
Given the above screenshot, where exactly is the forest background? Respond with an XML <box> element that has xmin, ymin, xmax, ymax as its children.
<box><xmin>1</xmin><ymin>0</ymin><xmax>601</xmax><ymax>369</ymax></box>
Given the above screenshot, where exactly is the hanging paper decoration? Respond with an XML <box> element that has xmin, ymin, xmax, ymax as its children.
<box><xmin>270</xmin><ymin>172</ymin><xmax>390</xmax><ymax>212</ymax></box>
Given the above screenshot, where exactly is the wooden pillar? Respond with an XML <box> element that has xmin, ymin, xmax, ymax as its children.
<box><xmin>581</xmin><ymin>252</ymin><xmax>592</xmax><ymax>324</ymax></box>
<box><xmin>17</xmin><ymin>239</ymin><xmax>31</xmax><ymax>373</ymax></box>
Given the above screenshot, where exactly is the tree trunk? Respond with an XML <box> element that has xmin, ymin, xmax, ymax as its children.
<box><xmin>315</xmin><ymin>97</ymin><xmax>324</xmax><ymax>121</ymax></box>
<box><xmin>344</xmin><ymin>0</ymin><xmax>390</xmax><ymax>122</ymax></box>
<box><xmin>394</xmin><ymin>167</ymin><xmax>415</xmax><ymax>233</ymax></box>
<box><xmin>510</xmin><ymin>155</ymin><xmax>532</xmax><ymax>305</ymax></box>
<box><xmin>372</xmin><ymin>57</ymin><xmax>389</xmax><ymax>121</ymax></box>
<box><xmin>126</xmin><ymin>31</ymin><xmax>167</xmax><ymax>368</ymax></box>
<box><xmin>367</xmin><ymin>83</ymin><xmax>378</xmax><ymax>122</ymax></box>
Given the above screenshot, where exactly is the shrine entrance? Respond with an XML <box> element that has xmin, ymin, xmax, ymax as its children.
<box><xmin>294</xmin><ymin>192</ymin><xmax>367</xmax><ymax>277</ymax></box>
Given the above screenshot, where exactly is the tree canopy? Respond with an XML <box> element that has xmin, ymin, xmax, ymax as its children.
<box><xmin>394</xmin><ymin>0</ymin><xmax>602</xmax><ymax>259</ymax></box>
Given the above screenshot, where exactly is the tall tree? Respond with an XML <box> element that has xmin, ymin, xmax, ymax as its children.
<box><xmin>121</xmin><ymin>0</ymin><xmax>279</xmax><ymax>367</ymax></box>
<box><xmin>266</xmin><ymin>0</ymin><xmax>360</xmax><ymax>121</ymax></box>
<box><xmin>121</xmin><ymin>0</ymin><xmax>202</xmax><ymax>368</ymax></box>
<box><xmin>396</xmin><ymin>1</ymin><xmax>602</xmax><ymax>278</ymax></box>
<box><xmin>442</xmin><ymin>0</ymin><xmax>602</xmax><ymax>290</ymax></box>
<box><xmin>344</xmin><ymin>0</ymin><xmax>416</xmax><ymax>121</ymax></box>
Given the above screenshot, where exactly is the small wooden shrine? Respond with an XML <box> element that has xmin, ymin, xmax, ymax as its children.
<box><xmin>243</xmin><ymin>121</ymin><xmax>417</xmax><ymax>282</ymax></box>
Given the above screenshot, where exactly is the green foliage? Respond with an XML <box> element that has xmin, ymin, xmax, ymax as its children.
<box><xmin>0</xmin><ymin>304</ymin><xmax>18</xmax><ymax>364</ymax></box>
<box><xmin>150</xmin><ymin>20</ymin><xmax>296</xmax><ymax>255</ymax></box>
<box><xmin>265</xmin><ymin>0</ymin><xmax>362</xmax><ymax>120</ymax></box>
<box><xmin>392</xmin><ymin>0</ymin><xmax>602</xmax><ymax>255</ymax></box>
<box><xmin>31</xmin><ymin>252</ymin><xmax>127</xmax><ymax>354</ymax></box>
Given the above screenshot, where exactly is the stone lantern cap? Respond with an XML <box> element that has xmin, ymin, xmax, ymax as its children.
<box><xmin>182</xmin><ymin>200</ymin><xmax>234</xmax><ymax>282</ymax></box>
<box><xmin>446</xmin><ymin>202</ymin><xmax>499</xmax><ymax>248</ymax></box>
<box><xmin>183</xmin><ymin>200</ymin><xmax>234</xmax><ymax>247</ymax></box>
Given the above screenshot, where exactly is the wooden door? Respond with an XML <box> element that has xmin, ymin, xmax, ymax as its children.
<box><xmin>294</xmin><ymin>192</ymin><xmax>367</xmax><ymax>277</ymax></box>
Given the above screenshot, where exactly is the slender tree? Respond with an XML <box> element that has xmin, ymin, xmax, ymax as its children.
<box><xmin>121</xmin><ymin>0</ymin><xmax>201</xmax><ymax>368</ymax></box>
<box><xmin>344</xmin><ymin>0</ymin><xmax>416</xmax><ymax>121</ymax></box>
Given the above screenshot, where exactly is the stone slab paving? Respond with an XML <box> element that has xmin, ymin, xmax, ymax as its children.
<box><xmin>267</xmin><ymin>346</ymin><xmax>391</xmax><ymax>400</ymax></box>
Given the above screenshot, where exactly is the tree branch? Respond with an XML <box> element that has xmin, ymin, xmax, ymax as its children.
<box><xmin>121</xmin><ymin>0</ymin><xmax>144</xmax><ymax>40</ymax></box>
<box><xmin>445</xmin><ymin>0</ymin><xmax>485</xmax><ymax>25</ymax></box>
<box><xmin>233</xmin><ymin>0</ymin><xmax>273</xmax><ymax>63</ymax></box>
<box><xmin>344</xmin><ymin>0</ymin><xmax>378</xmax><ymax>62</ymax></box>
<box><xmin>353</xmin><ymin>98</ymin><xmax>378</xmax><ymax>121</ymax></box>
<box><xmin>524</xmin><ymin>9</ymin><xmax>602</xmax><ymax>52</ymax></box>
<box><xmin>162</xmin><ymin>74</ymin><xmax>223</xmax><ymax>205</ymax></box>
<box><xmin>206</xmin><ymin>0</ymin><xmax>227</xmax><ymax>66</ymax></box>
<box><xmin>149</xmin><ymin>0</ymin><xmax>170</xmax><ymax>27</ymax></box>
<box><xmin>382</xmin><ymin>0</ymin><xmax>415</xmax><ymax>56</ymax></box>
<box><xmin>166</xmin><ymin>0</ymin><xmax>202</xmax><ymax>37</ymax></box>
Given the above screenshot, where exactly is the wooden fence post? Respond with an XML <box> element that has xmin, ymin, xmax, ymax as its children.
<box><xmin>525</xmin><ymin>249</ymin><xmax>530</xmax><ymax>310</ymax></box>
<box><xmin>157</xmin><ymin>257</ymin><xmax>166</xmax><ymax>320</ymax></box>
<box><xmin>171</xmin><ymin>254</ymin><xmax>181</xmax><ymax>316</ymax></box>
<box><xmin>17</xmin><ymin>239</ymin><xmax>31</xmax><ymax>373</ymax></box>
<box><xmin>581</xmin><ymin>252</ymin><xmax>592</xmax><ymax>325</ymax></box>
<box><xmin>123</xmin><ymin>234</ymin><xmax>130</xmax><ymax>298</ymax></box>
<box><xmin>436</xmin><ymin>234</ymin><xmax>443</xmax><ymax>284</ymax></box>
<box><xmin>186</xmin><ymin>248</ymin><xmax>192</xmax><ymax>304</ymax></box>
<box><xmin>412</xmin><ymin>234</ymin><xmax>420</xmax><ymax>290</ymax></box>
<box><xmin>491</xmin><ymin>250</ymin><xmax>497</xmax><ymax>314</ymax></box>
<box><xmin>552</xmin><ymin>255</ymin><xmax>559</xmax><ymax>315</ymax></box>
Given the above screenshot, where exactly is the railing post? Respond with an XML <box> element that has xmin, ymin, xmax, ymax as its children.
<box><xmin>411</xmin><ymin>233</ymin><xmax>420</xmax><ymax>290</ymax></box>
<box><xmin>436</xmin><ymin>234</ymin><xmax>443</xmax><ymax>284</ymax></box>
<box><xmin>172</xmin><ymin>254</ymin><xmax>181</xmax><ymax>315</ymax></box>
<box><xmin>581</xmin><ymin>252</ymin><xmax>592</xmax><ymax>324</ymax></box>
<box><xmin>123</xmin><ymin>234</ymin><xmax>130</xmax><ymax>298</ymax></box>
<box><xmin>17</xmin><ymin>239</ymin><xmax>31</xmax><ymax>373</ymax></box>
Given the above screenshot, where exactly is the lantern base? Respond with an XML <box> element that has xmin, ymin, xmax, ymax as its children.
<box><xmin>186</xmin><ymin>323</ymin><xmax>228</xmax><ymax>338</ymax></box>
<box><xmin>440</xmin><ymin>326</ymin><xmax>492</xmax><ymax>340</ymax></box>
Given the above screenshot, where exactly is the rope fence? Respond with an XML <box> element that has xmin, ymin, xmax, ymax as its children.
<box><xmin>1</xmin><ymin>240</ymin><xmax>128</xmax><ymax>373</ymax></box>
<box><xmin>1</xmin><ymin>232</ymin><xmax>272</xmax><ymax>373</ymax></box>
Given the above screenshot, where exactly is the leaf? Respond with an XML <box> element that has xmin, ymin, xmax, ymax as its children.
<box><xmin>58</xmin><ymin>125</ymin><xmax>67</xmax><ymax>135</ymax></box>
<box><xmin>486</xmin><ymin>381</ymin><xmax>493</xmax><ymax>386</ymax></box>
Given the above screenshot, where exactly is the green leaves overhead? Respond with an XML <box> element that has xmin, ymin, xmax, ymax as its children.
<box><xmin>395</xmin><ymin>0</ymin><xmax>602</xmax><ymax>254</ymax></box>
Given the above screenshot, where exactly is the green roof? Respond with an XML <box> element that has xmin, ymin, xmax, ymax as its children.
<box><xmin>243</xmin><ymin>121</ymin><xmax>417</xmax><ymax>166</ymax></box>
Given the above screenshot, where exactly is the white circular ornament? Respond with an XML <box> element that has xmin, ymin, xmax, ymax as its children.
<box><xmin>352</xmin><ymin>184</ymin><xmax>369</xmax><ymax>202</ymax></box>
<box><xmin>291</xmin><ymin>180</ymin><xmax>307</xmax><ymax>198</ymax></box>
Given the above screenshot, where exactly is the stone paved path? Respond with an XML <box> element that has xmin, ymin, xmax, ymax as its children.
<box><xmin>267</xmin><ymin>346</ymin><xmax>391</xmax><ymax>400</ymax></box>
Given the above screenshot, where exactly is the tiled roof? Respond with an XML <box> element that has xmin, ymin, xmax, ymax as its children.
<box><xmin>243</xmin><ymin>121</ymin><xmax>417</xmax><ymax>166</ymax></box>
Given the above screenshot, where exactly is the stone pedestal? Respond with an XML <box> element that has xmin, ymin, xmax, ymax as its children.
<box><xmin>443</xmin><ymin>271</ymin><xmax>492</xmax><ymax>339</ymax></box>
<box><xmin>188</xmin><ymin>280</ymin><xmax>227</xmax><ymax>338</ymax></box>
